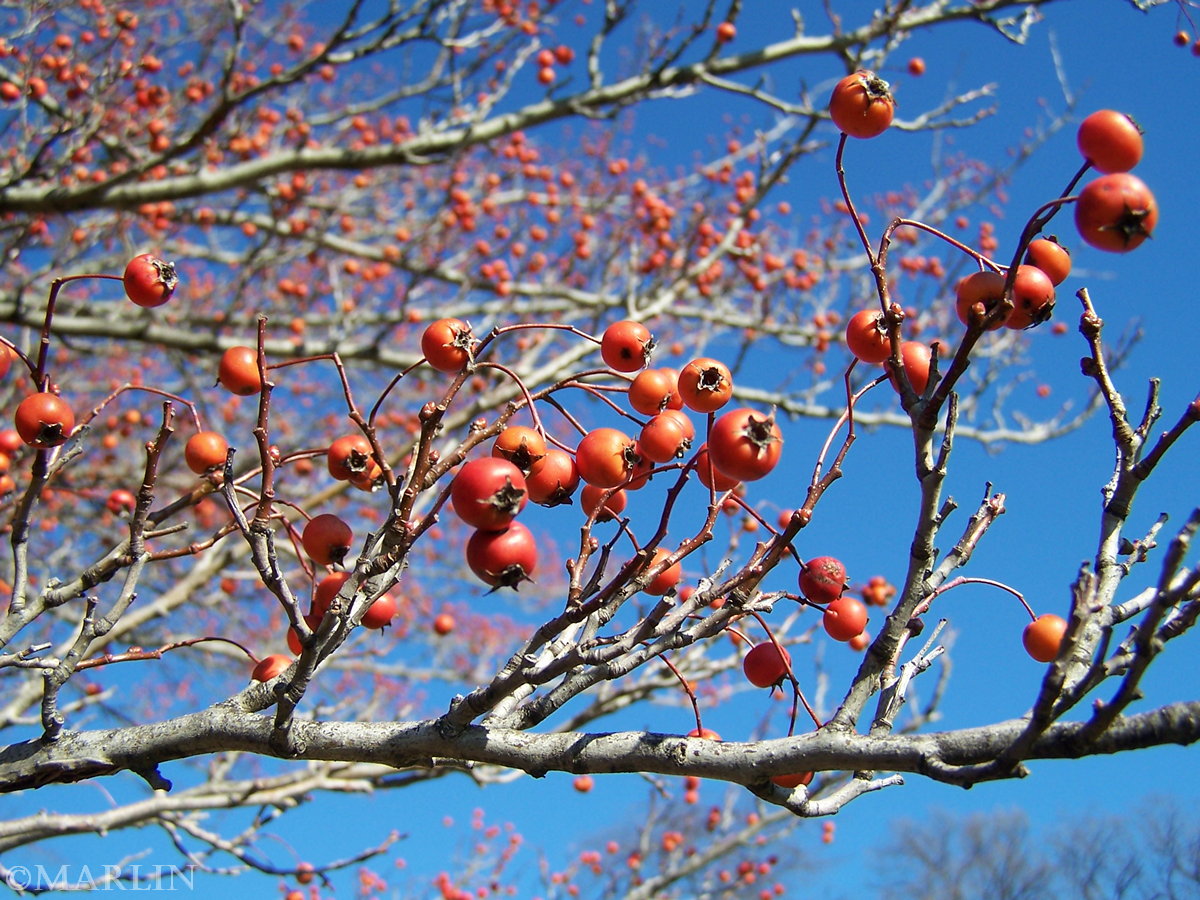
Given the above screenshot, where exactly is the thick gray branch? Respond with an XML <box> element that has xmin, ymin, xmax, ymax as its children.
<box><xmin>0</xmin><ymin>0</ymin><xmax>1053</xmax><ymax>214</ymax></box>
<box><xmin>0</xmin><ymin>699</ymin><xmax>1194</xmax><ymax>795</ymax></box>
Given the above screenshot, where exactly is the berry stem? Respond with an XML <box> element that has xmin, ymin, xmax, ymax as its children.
<box><xmin>923</xmin><ymin>575</ymin><xmax>1037</xmax><ymax>621</ymax></box>
<box><xmin>76</xmin><ymin>635</ymin><xmax>257</xmax><ymax>669</ymax></box>
<box><xmin>833</xmin><ymin>133</ymin><xmax>876</xmax><ymax>266</ymax></box>
<box><xmin>34</xmin><ymin>275</ymin><xmax>120</xmax><ymax>389</ymax></box>
<box><xmin>1001</xmin><ymin>159</ymin><xmax>1091</xmax><ymax>278</ymax></box>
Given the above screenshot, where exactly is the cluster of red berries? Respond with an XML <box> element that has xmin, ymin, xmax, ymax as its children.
<box><xmin>31</xmin><ymin>83</ymin><xmax>1117</xmax><ymax>687</ymax></box>
<box><xmin>1173</xmin><ymin>29</ymin><xmax>1200</xmax><ymax>55</ymax></box>
<box><xmin>423</xmin><ymin>318</ymin><xmax>786</xmax><ymax>595</ymax></box>
<box><xmin>740</xmin><ymin>558</ymin><xmax>867</xmax><ymax>687</ymax></box>
<box><xmin>1073</xmin><ymin>110</ymin><xmax>1156</xmax><ymax>252</ymax></box>
<box><xmin>818</xmin><ymin>89</ymin><xmax>1151</xmax><ymax>669</ymax></box>
<box><xmin>533</xmin><ymin>44</ymin><xmax>574</xmax><ymax>86</ymax></box>
<box><xmin>829</xmin><ymin>80</ymin><xmax>1157</xmax><ymax>395</ymax></box>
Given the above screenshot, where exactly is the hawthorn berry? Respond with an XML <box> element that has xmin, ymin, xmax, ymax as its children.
<box><xmin>433</xmin><ymin>612</ymin><xmax>456</xmax><ymax>635</ymax></box>
<box><xmin>628</xmin><ymin>368</ymin><xmax>682</xmax><ymax>415</ymax></box>
<box><xmin>771</xmin><ymin>771</ymin><xmax>814</xmax><ymax>789</ymax></box>
<box><xmin>123</xmin><ymin>254</ymin><xmax>178</xmax><ymax>308</ymax></box>
<box><xmin>185</xmin><ymin>431</ymin><xmax>229</xmax><ymax>474</ymax></box>
<box><xmin>1074</xmin><ymin>173</ymin><xmax>1158</xmax><ymax>253</ymax></box>
<box><xmin>217</xmin><ymin>346</ymin><xmax>262</xmax><ymax>395</ymax></box>
<box><xmin>692</xmin><ymin>443</ymin><xmax>741</xmax><ymax>492</ymax></box>
<box><xmin>451</xmin><ymin>457</ymin><xmax>528</xmax><ymax>530</ymax></box>
<box><xmin>360</xmin><ymin>593</ymin><xmax>397</xmax><ymax>629</ymax></box>
<box><xmin>1024</xmin><ymin>237</ymin><xmax>1071</xmax><ymax>286</ymax></box>
<box><xmin>105</xmin><ymin>488</ymin><xmax>136</xmax><ymax>515</ymax></box>
<box><xmin>600</xmin><ymin>320</ymin><xmax>654</xmax><ymax>372</ymax></box>
<box><xmin>828</xmin><ymin>70</ymin><xmax>895</xmax><ymax>139</ymax></box>
<box><xmin>327</xmin><ymin>433</ymin><xmax>375</xmax><ymax>482</ymax></box>
<box><xmin>742</xmin><ymin>642</ymin><xmax>791</xmax><ymax>688</ymax></box>
<box><xmin>707</xmin><ymin>408</ymin><xmax>783</xmax><ymax>482</ymax></box>
<box><xmin>575</xmin><ymin>428</ymin><xmax>638</xmax><ymax>488</ymax></box>
<box><xmin>638</xmin><ymin>411</ymin><xmax>694</xmax><ymax>463</ymax></box>
<box><xmin>312</xmin><ymin>571</ymin><xmax>351</xmax><ymax>618</ymax></box>
<box><xmin>799</xmin><ymin>556</ymin><xmax>846</xmax><ymax>605</ymax></box>
<box><xmin>823</xmin><ymin>596</ymin><xmax>868</xmax><ymax>642</ymax></box>
<box><xmin>1005</xmin><ymin>265</ymin><xmax>1056</xmax><ymax>330</ymax></box>
<box><xmin>421</xmin><ymin>318</ymin><xmax>474</xmax><ymax>372</ymax></box>
<box><xmin>286</xmin><ymin>614</ymin><xmax>321</xmax><ymax>655</ymax></box>
<box><xmin>0</xmin><ymin>429</ymin><xmax>25</xmax><ymax>454</ymax></box>
<box><xmin>1023</xmin><ymin>613</ymin><xmax>1068</xmax><ymax>663</ymax></box>
<box><xmin>677</xmin><ymin>358</ymin><xmax>733</xmax><ymax>413</ymax></box>
<box><xmin>466</xmin><ymin>522</ymin><xmax>537</xmax><ymax>588</ymax></box>
<box><xmin>643</xmin><ymin>547</ymin><xmax>682</xmax><ymax>596</ymax></box>
<box><xmin>580</xmin><ymin>484</ymin><xmax>626</xmax><ymax>521</ymax></box>
<box><xmin>251</xmin><ymin>654</ymin><xmax>292</xmax><ymax>682</ymax></box>
<box><xmin>1076</xmin><ymin>110</ymin><xmax>1143</xmax><ymax>174</ymax></box>
<box><xmin>492</xmin><ymin>425</ymin><xmax>547</xmax><ymax>474</ymax></box>
<box><xmin>954</xmin><ymin>271</ymin><xmax>1006</xmax><ymax>331</ymax></box>
<box><xmin>861</xmin><ymin>575</ymin><xmax>895</xmax><ymax>607</ymax></box>
<box><xmin>845</xmin><ymin>309</ymin><xmax>892</xmax><ymax>363</ymax></box>
<box><xmin>524</xmin><ymin>449</ymin><xmax>579</xmax><ymax>506</ymax></box>
<box><xmin>302</xmin><ymin>514</ymin><xmax>354</xmax><ymax>567</ymax></box>
<box><xmin>888</xmin><ymin>341</ymin><xmax>933</xmax><ymax>395</ymax></box>
<box><xmin>295</xmin><ymin>862</ymin><xmax>315</xmax><ymax>886</ymax></box>
<box><xmin>15</xmin><ymin>392</ymin><xmax>74</xmax><ymax>448</ymax></box>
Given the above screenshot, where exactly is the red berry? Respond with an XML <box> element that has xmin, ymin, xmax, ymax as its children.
<box><xmin>123</xmin><ymin>254</ymin><xmax>178</xmax><ymax>308</ymax></box>
<box><xmin>361</xmin><ymin>593</ymin><xmax>397</xmax><ymax>629</ymax></box>
<box><xmin>742</xmin><ymin>642</ymin><xmax>791</xmax><ymax>688</ymax></box>
<box><xmin>771</xmin><ymin>771</ymin><xmax>813</xmax><ymax>789</ymax></box>
<box><xmin>105</xmin><ymin>488</ymin><xmax>136</xmax><ymax>515</ymax></box>
<box><xmin>1076</xmin><ymin>110</ymin><xmax>1143</xmax><ymax>174</ymax></box>
<box><xmin>799</xmin><ymin>556</ymin><xmax>846</xmax><ymax>605</ymax></box>
<box><xmin>1023</xmin><ymin>613</ymin><xmax>1067</xmax><ymax>663</ymax></box>
<box><xmin>823</xmin><ymin>597</ymin><xmax>868</xmax><ymax>642</ymax></box>
<box><xmin>185</xmin><ymin>431</ymin><xmax>229</xmax><ymax>474</ymax></box>
<box><xmin>600</xmin><ymin>320</ymin><xmax>654</xmax><ymax>372</ymax></box>
<box><xmin>251</xmin><ymin>654</ymin><xmax>292</xmax><ymax>682</ymax></box>
<box><xmin>828</xmin><ymin>70</ymin><xmax>895</xmax><ymax>139</ymax></box>
<box><xmin>302</xmin><ymin>514</ymin><xmax>354</xmax><ymax>566</ymax></box>
<box><xmin>218</xmin><ymin>346</ymin><xmax>262</xmax><ymax>395</ymax></box>
<box><xmin>15</xmin><ymin>392</ymin><xmax>74</xmax><ymax>448</ymax></box>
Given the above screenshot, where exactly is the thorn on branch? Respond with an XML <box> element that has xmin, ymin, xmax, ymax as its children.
<box><xmin>133</xmin><ymin>764</ymin><xmax>172</xmax><ymax>791</ymax></box>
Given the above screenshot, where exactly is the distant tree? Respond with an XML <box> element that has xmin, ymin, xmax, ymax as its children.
<box><xmin>0</xmin><ymin>1</ymin><xmax>1196</xmax><ymax>895</ymax></box>
<box><xmin>873</xmin><ymin>802</ymin><xmax>1200</xmax><ymax>900</ymax></box>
